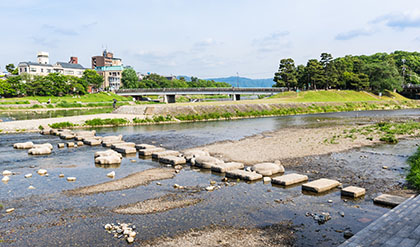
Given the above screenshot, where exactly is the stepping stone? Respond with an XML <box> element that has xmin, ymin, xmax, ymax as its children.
<box><xmin>67</xmin><ymin>142</ymin><xmax>75</xmax><ymax>148</ymax></box>
<box><xmin>111</xmin><ymin>142</ymin><xmax>135</xmax><ymax>149</ymax></box>
<box><xmin>225</xmin><ymin>170</ymin><xmax>263</xmax><ymax>181</ymax></box>
<box><xmin>252</xmin><ymin>163</ymin><xmax>284</xmax><ymax>176</ymax></box>
<box><xmin>139</xmin><ymin>147</ymin><xmax>165</xmax><ymax>156</ymax></box>
<box><xmin>182</xmin><ymin>150</ymin><xmax>210</xmax><ymax>161</ymax></box>
<box><xmin>83</xmin><ymin>138</ymin><xmax>102</xmax><ymax>146</ymax></box>
<box><xmin>159</xmin><ymin>156</ymin><xmax>186</xmax><ymax>165</ymax></box>
<box><xmin>302</xmin><ymin>178</ymin><xmax>340</xmax><ymax>193</ymax></box>
<box><xmin>341</xmin><ymin>186</ymin><xmax>366</xmax><ymax>198</ymax></box>
<box><xmin>135</xmin><ymin>144</ymin><xmax>156</xmax><ymax>150</ymax></box>
<box><xmin>57</xmin><ymin>143</ymin><xmax>65</xmax><ymax>148</ymax></box>
<box><xmin>76</xmin><ymin>141</ymin><xmax>84</xmax><ymax>146</ymax></box>
<box><xmin>102</xmin><ymin>140</ymin><xmax>125</xmax><ymax>147</ymax></box>
<box><xmin>373</xmin><ymin>194</ymin><xmax>408</xmax><ymax>207</ymax></box>
<box><xmin>211</xmin><ymin>162</ymin><xmax>244</xmax><ymax>173</ymax></box>
<box><xmin>59</xmin><ymin>133</ymin><xmax>75</xmax><ymax>140</ymax></box>
<box><xmin>152</xmin><ymin>150</ymin><xmax>180</xmax><ymax>159</ymax></box>
<box><xmin>113</xmin><ymin>145</ymin><xmax>137</xmax><ymax>154</ymax></box>
<box><xmin>13</xmin><ymin>141</ymin><xmax>34</xmax><ymax>149</ymax></box>
<box><xmin>272</xmin><ymin>173</ymin><xmax>308</xmax><ymax>186</ymax></box>
<box><xmin>194</xmin><ymin>156</ymin><xmax>224</xmax><ymax>169</ymax></box>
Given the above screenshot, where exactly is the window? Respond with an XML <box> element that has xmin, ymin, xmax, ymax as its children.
<box><xmin>109</xmin><ymin>72</ymin><xmax>112</xmax><ymax>75</ymax></box>
<box><xmin>25</xmin><ymin>68</ymin><xmax>27</xmax><ymax>72</ymax></box>
<box><xmin>20</xmin><ymin>68</ymin><xmax>22</xmax><ymax>72</ymax></box>
<box><xmin>41</xmin><ymin>68</ymin><xmax>44</xmax><ymax>73</ymax></box>
<box><xmin>30</xmin><ymin>68</ymin><xmax>36</xmax><ymax>72</ymax></box>
<box><xmin>47</xmin><ymin>69</ymin><xmax>51</xmax><ymax>73</ymax></box>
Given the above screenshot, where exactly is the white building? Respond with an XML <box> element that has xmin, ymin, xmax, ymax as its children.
<box><xmin>18</xmin><ymin>52</ymin><xmax>86</xmax><ymax>78</ymax></box>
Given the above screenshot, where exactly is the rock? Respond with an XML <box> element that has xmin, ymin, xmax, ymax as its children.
<box><xmin>13</xmin><ymin>141</ymin><xmax>34</xmax><ymax>149</ymax></box>
<box><xmin>158</xmin><ymin>156</ymin><xmax>186</xmax><ymax>165</ymax></box>
<box><xmin>95</xmin><ymin>155</ymin><xmax>122</xmax><ymax>165</ymax></box>
<box><xmin>328</xmin><ymin>200</ymin><xmax>333</xmax><ymax>203</ymax></box>
<box><xmin>2</xmin><ymin>170</ymin><xmax>12</xmax><ymax>176</ymax></box>
<box><xmin>59</xmin><ymin>173</ymin><xmax>65</xmax><ymax>178</ymax></box>
<box><xmin>83</xmin><ymin>138</ymin><xmax>102</xmax><ymax>146</ymax></box>
<box><xmin>104</xmin><ymin>224</ymin><xmax>112</xmax><ymax>230</ymax></box>
<box><xmin>76</xmin><ymin>141</ymin><xmax>84</xmax><ymax>146</ymax></box>
<box><xmin>37</xmin><ymin>169</ymin><xmax>48</xmax><ymax>175</ymax></box>
<box><xmin>59</xmin><ymin>132</ymin><xmax>75</xmax><ymax>140</ymax></box>
<box><xmin>28</xmin><ymin>185</ymin><xmax>35</xmax><ymax>190</ymax></box>
<box><xmin>6</xmin><ymin>208</ymin><xmax>15</xmax><ymax>213</ymax></box>
<box><xmin>222</xmin><ymin>177</ymin><xmax>228</xmax><ymax>182</ymax></box>
<box><xmin>373</xmin><ymin>194</ymin><xmax>407</xmax><ymax>207</ymax></box>
<box><xmin>174</xmin><ymin>165</ymin><xmax>183</xmax><ymax>170</ymax></box>
<box><xmin>252</xmin><ymin>163</ymin><xmax>284</xmax><ymax>176</ymax></box>
<box><xmin>138</xmin><ymin>147</ymin><xmax>165</xmax><ymax>156</ymax></box>
<box><xmin>2</xmin><ymin>176</ymin><xmax>10</xmax><ymax>182</ymax></box>
<box><xmin>341</xmin><ymin>186</ymin><xmax>366</xmax><ymax>198</ymax></box>
<box><xmin>302</xmin><ymin>178</ymin><xmax>341</xmax><ymax>193</ymax></box>
<box><xmin>182</xmin><ymin>150</ymin><xmax>210</xmax><ymax>161</ymax></box>
<box><xmin>33</xmin><ymin>143</ymin><xmax>53</xmax><ymax>150</ymax></box>
<box><xmin>382</xmin><ymin>166</ymin><xmax>388</xmax><ymax>169</ymax></box>
<box><xmin>263</xmin><ymin>177</ymin><xmax>272</xmax><ymax>183</ymax></box>
<box><xmin>225</xmin><ymin>170</ymin><xmax>263</xmax><ymax>181</ymax></box>
<box><xmin>67</xmin><ymin>142</ymin><xmax>75</xmax><ymax>148</ymax></box>
<box><xmin>339</xmin><ymin>212</ymin><xmax>345</xmax><ymax>217</ymax></box>
<box><xmin>111</xmin><ymin>142</ymin><xmax>135</xmax><ymax>149</ymax></box>
<box><xmin>129</xmin><ymin>231</ymin><xmax>136</xmax><ymax>237</ymax></box>
<box><xmin>156</xmin><ymin>182</ymin><xmax>162</xmax><ymax>186</ymax></box>
<box><xmin>206</xmin><ymin>186</ymin><xmax>215</xmax><ymax>191</ymax></box>
<box><xmin>113</xmin><ymin>145</ymin><xmax>137</xmax><ymax>154</ymax></box>
<box><xmin>24</xmin><ymin>174</ymin><xmax>32</xmax><ymax>178</ymax></box>
<box><xmin>211</xmin><ymin>162</ymin><xmax>244</xmax><ymax>173</ymax></box>
<box><xmin>123</xmin><ymin>229</ymin><xmax>130</xmax><ymax>235</ymax></box>
<box><xmin>57</xmin><ymin>143</ymin><xmax>65</xmax><ymax>148</ymax></box>
<box><xmin>210</xmin><ymin>180</ymin><xmax>216</xmax><ymax>185</ymax></box>
<box><xmin>152</xmin><ymin>150</ymin><xmax>180</xmax><ymax>159</ymax></box>
<box><xmin>194</xmin><ymin>156</ymin><xmax>224</xmax><ymax>169</ymax></box>
<box><xmin>173</xmin><ymin>184</ymin><xmax>180</xmax><ymax>189</ymax></box>
<box><xmin>343</xmin><ymin>230</ymin><xmax>354</xmax><ymax>239</ymax></box>
<box><xmin>135</xmin><ymin>143</ymin><xmax>155</xmax><ymax>150</ymax></box>
<box><xmin>66</xmin><ymin>177</ymin><xmax>76</xmax><ymax>182</ymax></box>
<box><xmin>28</xmin><ymin>146</ymin><xmax>52</xmax><ymax>155</ymax></box>
<box><xmin>94</xmin><ymin>149</ymin><xmax>122</xmax><ymax>158</ymax></box>
<box><xmin>127</xmin><ymin>237</ymin><xmax>134</xmax><ymax>243</ymax></box>
<box><xmin>107</xmin><ymin>171</ymin><xmax>116</xmax><ymax>178</ymax></box>
<box><xmin>272</xmin><ymin>173</ymin><xmax>309</xmax><ymax>186</ymax></box>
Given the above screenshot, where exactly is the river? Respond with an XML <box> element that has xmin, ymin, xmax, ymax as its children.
<box><xmin>0</xmin><ymin>109</ymin><xmax>419</xmax><ymax>246</ymax></box>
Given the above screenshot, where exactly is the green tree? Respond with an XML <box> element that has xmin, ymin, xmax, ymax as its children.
<box><xmin>273</xmin><ymin>58</ymin><xmax>297</xmax><ymax>89</ymax></box>
<box><xmin>82</xmin><ymin>69</ymin><xmax>103</xmax><ymax>89</ymax></box>
<box><xmin>320</xmin><ymin>53</ymin><xmax>339</xmax><ymax>89</ymax></box>
<box><xmin>121</xmin><ymin>68</ymin><xmax>139</xmax><ymax>88</ymax></box>
<box><xmin>5</xmin><ymin>64</ymin><xmax>15</xmax><ymax>73</ymax></box>
<box><xmin>306</xmin><ymin>59</ymin><xmax>324</xmax><ymax>90</ymax></box>
<box><xmin>362</xmin><ymin>60</ymin><xmax>403</xmax><ymax>93</ymax></box>
<box><xmin>342</xmin><ymin>72</ymin><xmax>369</xmax><ymax>90</ymax></box>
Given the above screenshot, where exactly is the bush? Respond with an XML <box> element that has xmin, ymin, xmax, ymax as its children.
<box><xmin>84</xmin><ymin>118</ymin><xmax>129</xmax><ymax>126</ymax></box>
<box><xmin>407</xmin><ymin>147</ymin><xmax>420</xmax><ymax>190</ymax></box>
<box><xmin>379</xmin><ymin>134</ymin><xmax>398</xmax><ymax>144</ymax></box>
<box><xmin>49</xmin><ymin>122</ymin><xmax>76</xmax><ymax>129</ymax></box>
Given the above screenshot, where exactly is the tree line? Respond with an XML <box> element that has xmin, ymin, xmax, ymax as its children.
<box><xmin>121</xmin><ymin>68</ymin><xmax>231</xmax><ymax>89</ymax></box>
<box><xmin>273</xmin><ymin>51</ymin><xmax>420</xmax><ymax>93</ymax></box>
<box><xmin>0</xmin><ymin>69</ymin><xmax>103</xmax><ymax>97</ymax></box>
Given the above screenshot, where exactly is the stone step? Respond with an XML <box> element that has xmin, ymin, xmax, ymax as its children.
<box><xmin>225</xmin><ymin>170</ymin><xmax>263</xmax><ymax>181</ymax></box>
<box><xmin>341</xmin><ymin>186</ymin><xmax>366</xmax><ymax>198</ymax></box>
<box><xmin>373</xmin><ymin>194</ymin><xmax>409</xmax><ymax>208</ymax></box>
<box><xmin>302</xmin><ymin>178</ymin><xmax>340</xmax><ymax>193</ymax></box>
<box><xmin>271</xmin><ymin>173</ymin><xmax>308</xmax><ymax>186</ymax></box>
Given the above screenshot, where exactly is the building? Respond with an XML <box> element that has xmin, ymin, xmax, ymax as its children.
<box><xmin>92</xmin><ymin>50</ymin><xmax>123</xmax><ymax>90</ymax></box>
<box><xmin>18</xmin><ymin>52</ymin><xmax>86</xmax><ymax>77</ymax></box>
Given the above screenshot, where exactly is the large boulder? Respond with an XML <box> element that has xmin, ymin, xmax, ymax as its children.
<box><xmin>251</xmin><ymin>163</ymin><xmax>284</xmax><ymax>176</ymax></box>
<box><xmin>194</xmin><ymin>156</ymin><xmax>224</xmax><ymax>169</ymax></box>
<box><xmin>13</xmin><ymin>142</ymin><xmax>34</xmax><ymax>149</ymax></box>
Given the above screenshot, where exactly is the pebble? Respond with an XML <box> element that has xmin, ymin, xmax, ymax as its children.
<box><xmin>339</xmin><ymin>212</ymin><xmax>345</xmax><ymax>217</ymax></box>
<box><xmin>174</xmin><ymin>165</ymin><xmax>183</xmax><ymax>170</ymax></box>
<box><xmin>37</xmin><ymin>169</ymin><xmax>47</xmax><ymax>175</ymax></box>
<box><xmin>382</xmin><ymin>166</ymin><xmax>388</xmax><ymax>169</ymax></box>
<box><xmin>129</xmin><ymin>231</ymin><xmax>136</xmax><ymax>238</ymax></box>
<box><xmin>127</xmin><ymin>237</ymin><xmax>134</xmax><ymax>243</ymax></box>
<box><xmin>66</xmin><ymin>177</ymin><xmax>76</xmax><ymax>182</ymax></box>
<box><xmin>221</xmin><ymin>177</ymin><xmax>228</xmax><ymax>182</ymax></box>
<box><xmin>175</xmin><ymin>170</ymin><xmax>180</xmax><ymax>173</ymax></box>
<box><xmin>328</xmin><ymin>200</ymin><xmax>333</xmax><ymax>203</ymax></box>
<box><xmin>210</xmin><ymin>180</ymin><xmax>216</xmax><ymax>185</ymax></box>
<box><xmin>104</xmin><ymin>224</ymin><xmax>112</xmax><ymax>230</ymax></box>
<box><xmin>107</xmin><ymin>171</ymin><xmax>115</xmax><ymax>178</ymax></box>
<box><xmin>6</xmin><ymin>208</ymin><xmax>15</xmax><ymax>213</ymax></box>
<box><xmin>2</xmin><ymin>170</ymin><xmax>12</xmax><ymax>176</ymax></box>
<box><xmin>2</xmin><ymin>176</ymin><xmax>10</xmax><ymax>182</ymax></box>
<box><xmin>173</xmin><ymin>184</ymin><xmax>180</xmax><ymax>189</ymax></box>
<box><xmin>206</xmin><ymin>186</ymin><xmax>215</xmax><ymax>191</ymax></box>
<box><xmin>156</xmin><ymin>182</ymin><xmax>162</xmax><ymax>186</ymax></box>
<box><xmin>343</xmin><ymin>230</ymin><xmax>354</xmax><ymax>239</ymax></box>
<box><xmin>130</xmin><ymin>160</ymin><xmax>136</xmax><ymax>163</ymax></box>
<box><xmin>59</xmin><ymin>173</ymin><xmax>65</xmax><ymax>178</ymax></box>
<box><xmin>28</xmin><ymin>185</ymin><xmax>35</xmax><ymax>190</ymax></box>
<box><xmin>24</xmin><ymin>174</ymin><xmax>32</xmax><ymax>178</ymax></box>
<box><xmin>263</xmin><ymin>177</ymin><xmax>271</xmax><ymax>183</ymax></box>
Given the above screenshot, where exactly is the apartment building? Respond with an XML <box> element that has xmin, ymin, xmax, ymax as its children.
<box><xmin>92</xmin><ymin>50</ymin><xmax>123</xmax><ymax>90</ymax></box>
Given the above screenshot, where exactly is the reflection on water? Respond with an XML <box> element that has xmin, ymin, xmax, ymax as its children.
<box><xmin>0</xmin><ymin>109</ymin><xmax>419</xmax><ymax>246</ymax></box>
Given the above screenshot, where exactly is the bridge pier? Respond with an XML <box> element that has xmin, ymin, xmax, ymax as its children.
<box><xmin>230</xmin><ymin>94</ymin><xmax>241</xmax><ymax>101</ymax></box>
<box><xmin>164</xmin><ymin>94</ymin><xmax>176</xmax><ymax>103</ymax></box>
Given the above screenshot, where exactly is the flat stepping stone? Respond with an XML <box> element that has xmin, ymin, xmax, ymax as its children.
<box><xmin>302</xmin><ymin>178</ymin><xmax>340</xmax><ymax>193</ymax></box>
<box><xmin>272</xmin><ymin>173</ymin><xmax>308</xmax><ymax>186</ymax></box>
<box><xmin>13</xmin><ymin>141</ymin><xmax>34</xmax><ymax>149</ymax></box>
<box><xmin>225</xmin><ymin>170</ymin><xmax>263</xmax><ymax>181</ymax></box>
<box><xmin>152</xmin><ymin>150</ymin><xmax>180</xmax><ymax>159</ymax></box>
<box><xmin>102</xmin><ymin>140</ymin><xmax>125</xmax><ymax>147</ymax></box>
<box><xmin>159</xmin><ymin>156</ymin><xmax>186</xmax><ymax>165</ymax></box>
<box><xmin>341</xmin><ymin>186</ymin><xmax>366</xmax><ymax>198</ymax></box>
<box><xmin>59</xmin><ymin>133</ymin><xmax>76</xmax><ymax>140</ymax></box>
<box><xmin>252</xmin><ymin>163</ymin><xmax>284</xmax><ymax>176</ymax></box>
<box><xmin>373</xmin><ymin>194</ymin><xmax>408</xmax><ymax>207</ymax></box>
<box><xmin>83</xmin><ymin>138</ymin><xmax>102</xmax><ymax>146</ymax></box>
<box><xmin>111</xmin><ymin>142</ymin><xmax>135</xmax><ymax>149</ymax></box>
<box><xmin>135</xmin><ymin>144</ymin><xmax>156</xmax><ymax>150</ymax></box>
<box><xmin>182</xmin><ymin>150</ymin><xmax>210</xmax><ymax>161</ymax></box>
<box><xmin>139</xmin><ymin>147</ymin><xmax>165</xmax><ymax>156</ymax></box>
<box><xmin>211</xmin><ymin>162</ymin><xmax>244</xmax><ymax>173</ymax></box>
<box><xmin>113</xmin><ymin>145</ymin><xmax>137</xmax><ymax>154</ymax></box>
<box><xmin>67</xmin><ymin>142</ymin><xmax>75</xmax><ymax>148</ymax></box>
<box><xmin>194</xmin><ymin>156</ymin><xmax>224</xmax><ymax>169</ymax></box>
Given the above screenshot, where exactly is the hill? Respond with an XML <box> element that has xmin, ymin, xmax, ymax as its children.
<box><xmin>206</xmin><ymin>77</ymin><xmax>274</xmax><ymax>88</ymax></box>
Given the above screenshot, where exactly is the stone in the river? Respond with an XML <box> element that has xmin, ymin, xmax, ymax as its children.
<box><xmin>104</xmin><ymin>224</ymin><xmax>112</xmax><ymax>230</ymax></box>
<box><xmin>158</xmin><ymin>156</ymin><xmax>186</xmax><ymax>165</ymax></box>
<box><xmin>206</xmin><ymin>185</ymin><xmax>215</xmax><ymax>191</ymax></box>
<box><xmin>138</xmin><ymin>147</ymin><xmax>165</xmax><ymax>156</ymax></box>
<box><xmin>272</xmin><ymin>173</ymin><xmax>308</xmax><ymax>186</ymax></box>
<box><xmin>135</xmin><ymin>144</ymin><xmax>155</xmax><ymax>150</ymax></box>
<box><xmin>251</xmin><ymin>163</ymin><xmax>284</xmax><ymax>176</ymax></box>
<box><xmin>57</xmin><ymin>143</ymin><xmax>65</xmax><ymax>148</ymax></box>
<box><xmin>37</xmin><ymin>169</ymin><xmax>48</xmax><ymax>175</ymax></box>
<box><xmin>66</xmin><ymin>177</ymin><xmax>76</xmax><ymax>182</ymax></box>
<box><xmin>182</xmin><ymin>149</ymin><xmax>210</xmax><ymax>161</ymax></box>
<box><xmin>373</xmin><ymin>194</ymin><xmax>407</xmax><ymax>207</ymax></box>
<box><xmin>127</xmin><ymin>237</ymin><xmax>134</xmax><ymax>243</ymax></box>
<box><xmin>211</xmin><ymin>162</ymin><xmax>244</xmax><ymax>173</ymax></box>
<box><xmin>2</xmin><ymin>176</ymin><xmax>10</xmax><ymax>182</ymax></box>
<box><xmin>302</xmin><ymin>178</ymin><xmax>340</xmax><ymax>193</ymax></box>
<box><xmin>24</xmin><ymin>174</ymin><xmax>32</xmax><ymax>178</ymax></box>
<box><xmin>28</xmin><ymin>146</ymin><xmax>52</xmax><ymax>155</ymax></box>
<box><xmin>2</xmin><ymin>170</ymin><xmax>12</xmax><ymax>176</ymax></box>
<box><xmin>59</xmin><ymin>173</ymin><xmax>65</xmax><ymax>178</ymax></box>
<box><xmin>6</xmin><ymin>208</ymin><xmax>15</xmax><ymax>213</ymax></box>
<box><xmin>28</xmin><ymin>185</ymin><xmax>35</xmax><ymax>190</ymax></box>
<box><xmin>107</xmin><ymin>171</ymin><xmax>116</xmax><ymax>178</ymax></box>
<box><xmin>67</xmin><ymin>142</ymin><xmax>75</xmax><ymax>148</ymax></box>
<box><xmin>341</xmin><ymin>186</ymin><xmax>366</xmax><ymax>198</ymax></box>
<box><xmin>263</xmin><ymin>177</ymin><xmax>271</xmax><ymax>183</ymax></box>
<box><xmin>13</xmin><ymin>141</ymin><xmax>34</xmax><ymax>149</ymax></box>
<box><xmin>194</xmin><ymin>156</ymin><xmax>224</xmax><ymax>169</ymax></box>
<box><xmin>225</xmin><ymin>170</ymin><xmax>263</xmax><ymax>181</ymax></box>
<box><xmin>152</xmin><ymin>150</ymin><xmax>180</xmax><ymax>159</ymax></box>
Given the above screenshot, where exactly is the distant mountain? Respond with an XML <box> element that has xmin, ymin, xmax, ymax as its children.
<box><xmin>206</xmin><ymin>76</ymin><xmax>274</xmax><ymax>88</ymax></box>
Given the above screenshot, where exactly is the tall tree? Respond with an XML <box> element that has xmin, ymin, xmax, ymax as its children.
<box><xmin>82</xmin><ymin>69</ymin><xmax>103</xmax><ymax>89</ymax></box>
<box><xmin>306</xmin><ymin>59</ymin><xmax>324</xmax><ymax>90</ymax></box>
<box><xmin>5</xmin><ymin>64</ymin><xmax>15</xmax><ymax>73</ymax></box>
<box><xmin>121</xmin><ymin>68</ymin><xmax>139</xmax><ymax>88</ymax></box>
<box><xmin>273</xmin><ymin>58</ymin><xmax>297</xmax><ymax>89</ymax></box>
<box><xmin>320</xmin><ymin>53</ymin><xmax>338</xmax><ymax>89</ymax></box>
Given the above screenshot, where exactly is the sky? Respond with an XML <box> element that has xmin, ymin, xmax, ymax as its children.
<box><xmin>2</xmin><ymin>0</ymin><xmax>420</xmax><ymax>79</ymax></box>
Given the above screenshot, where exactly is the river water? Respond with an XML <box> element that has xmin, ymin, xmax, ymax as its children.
<box><xmin>0</xmin><ymin>109</ymin><xmax>419</xmax><ymax>246</ymax></box>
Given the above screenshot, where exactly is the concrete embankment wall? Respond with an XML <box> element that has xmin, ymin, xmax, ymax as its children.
<box><xmin>113</xmin><ymin>101</ymin><xmax>397</xmax><ymax>116</ymax></box>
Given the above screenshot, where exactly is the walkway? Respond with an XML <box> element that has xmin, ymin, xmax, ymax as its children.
<box><xmin>339</xmin><ymin>195</ymin><xmax>420</xmax><ymax>247</ymax></box>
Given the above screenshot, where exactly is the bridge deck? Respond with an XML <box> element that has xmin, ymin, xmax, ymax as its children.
<box><xmin>339</xmin><ymin>195</ymin><xmax>420</xmax><ymax>247</ymax></box>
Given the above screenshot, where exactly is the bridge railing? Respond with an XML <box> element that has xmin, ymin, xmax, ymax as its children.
<box><xmin>116</xmin><ymin>87</ymin><xmax>287</xmax><ymax>93</ymax></box>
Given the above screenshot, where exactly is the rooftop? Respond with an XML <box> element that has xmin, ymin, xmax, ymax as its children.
<box><xmin>56</xmin><ymin>62</ymin><xmax>85</xmax><ymax>69</ymax></box>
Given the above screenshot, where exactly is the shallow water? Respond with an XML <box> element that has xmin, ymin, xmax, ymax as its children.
<box><xmin>0</xmin><ymin>108</ymin><xmax>112</xmax><ymax>122</ymax></box>
<box><xmin>0</xmin><ymin>109</ymin><xmax>419</xmax><ymax>246</ymax></box>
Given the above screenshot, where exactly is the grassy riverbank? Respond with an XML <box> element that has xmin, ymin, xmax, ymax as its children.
<box><xmin>407</xmin><ymin>147</ymin><xmax>420</xmax><ymax>190</ymax></box>
<box><xmin>0</xmin><ymin>92</ymin><xmax>130</xmax><ymax>103</ymax></box>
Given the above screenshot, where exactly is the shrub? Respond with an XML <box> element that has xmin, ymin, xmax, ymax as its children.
<box><xmin>407</xmin><ymin>147</ymin><xmax>420</xmax><ymax>190</ymax></box>
<box><xmin>84</xmin><ymin>118</ymin><xmax>129</xmax><ymax>126</ymax></box>
<box><xmin>49</xmin><ymin>122</ymin><xmax>76</xmax><ymax>129</ymax></box>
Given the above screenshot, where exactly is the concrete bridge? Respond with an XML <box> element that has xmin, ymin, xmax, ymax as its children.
<box><xmin>116</xmin><ymin>87</ymin><xmax>286</xmax><ymax>103</ymax></box>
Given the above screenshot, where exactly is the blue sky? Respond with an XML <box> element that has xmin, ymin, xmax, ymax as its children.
<box><xmin>2</xmin><ymin>0</ymin><xmax>420</xmax><ymax>78</ymax></box>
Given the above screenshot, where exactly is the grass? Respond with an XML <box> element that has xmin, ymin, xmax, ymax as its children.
<box><xmin>49</xmin><ymin>122</ymin><xmax>77</xmax><ymax>129</ymax></box>
<box><xmin>407</xmin><ymin>147</ymin><xmax>420</xmax><ymax>190</ymax></box>
<box><xmin>9</xmin><ymin>92</ymin><xmax>130</xmax><ymax>103</ymax></box>
<box><xmin>84</xmin><ymin>118</ymin><xmax>129</xmax><ymax>126</ymax></box>
<box><xmin>269</xmin><ymin>90</ymin><xmax>408</xmax><ymax>102</ymax></box>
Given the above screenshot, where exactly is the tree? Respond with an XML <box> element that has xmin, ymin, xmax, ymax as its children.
<box><xmin>82</xmin><ymin>69</ymin><xmax>103</xmax><ymax>89</ymax></box>
<box><xmin>342</xmin><ymin>72</ymin><xmax>369</xmax><ymax>90</ymax></box>
<box><xmin>320</xmin><ymin>53</ymin><xmax>339</xmax><ymax>89</ymax></box>
<box><xmin>121</xmin><ymin>68</ymin><xmax>139</xmax><ymax>88</ymax></box>
<box><xmin>273</xmin><ymin>58</ymin><xmax>297</xmax><ymax>89</ymax></box>
<box><xmin>362</xmin><ymin>60</ymin><xmax>403</xmax><ymax>93</ymax></box>
<box><xmin>306</xmin><ymin>59</ymin><xmax>324</xmax><ymax>90</ymax></box>
<box><xmin>5</xmin><ymin>64</ymin><xmax>15</xmax><ymax>73</ymax></box>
